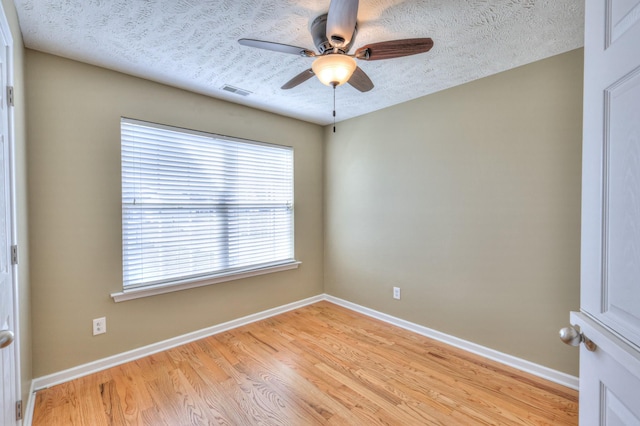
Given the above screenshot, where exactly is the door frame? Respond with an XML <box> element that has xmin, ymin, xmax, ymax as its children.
<box><xmin>0</xmin><ymin>2</ymin><xmax>21</xmax><ymax>423</ymax></box>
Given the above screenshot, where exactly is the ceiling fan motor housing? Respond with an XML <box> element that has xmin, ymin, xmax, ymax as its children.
<box><xmin>311</xmin><ymin>14</ymin><xmax>356</xmax><ymax>54</ymax></box>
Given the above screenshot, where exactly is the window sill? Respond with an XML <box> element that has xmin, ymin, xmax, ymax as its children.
<box><xmin>111</xmin><ymin>261</ymin><xmax>301</xmax><ymax>302</ymax></box>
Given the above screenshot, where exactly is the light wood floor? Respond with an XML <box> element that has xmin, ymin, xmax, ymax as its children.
<box><xmin>33</xmin><ymin>301</ymin><xmax>578</xmax><ymax>425</ymax></box>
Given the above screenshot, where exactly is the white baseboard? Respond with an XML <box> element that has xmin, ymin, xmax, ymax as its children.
<box><xmin>324</xmin><ymin>294</ymin><xmax>579</xmax><ymax>390</ymax></box>
<box><xmin>31</xmin><ymin>294</ymin><xmax>324</xmax><ymax>392</ymax></box>
<box><xmin>25</xmin><ymin>292</ymin><xmax>578</xmax><ymax>425</ymax></box>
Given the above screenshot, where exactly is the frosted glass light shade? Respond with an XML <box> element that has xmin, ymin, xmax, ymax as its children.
<box><xmin>311</xmin><ymin>54</ymin><xmax>357</xmax><ymax>87</ymax></box>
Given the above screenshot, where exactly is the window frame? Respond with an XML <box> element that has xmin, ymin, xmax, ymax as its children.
<box><xmin>112</xmin><ymin>118</ymin><xmax>299</xmax><ymax>302</ymax></box>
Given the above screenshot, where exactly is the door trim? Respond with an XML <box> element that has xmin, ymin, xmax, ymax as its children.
<box><xmin>0</xmin><ymin>3</ymin><xmax>21</xmax><ymax>425</ymax></box>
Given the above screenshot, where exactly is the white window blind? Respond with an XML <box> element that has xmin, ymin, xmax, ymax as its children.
<box><xmin>121</xmin><ymin>118</ymin><xmax>294</xmax><ymax>290</ymax></box>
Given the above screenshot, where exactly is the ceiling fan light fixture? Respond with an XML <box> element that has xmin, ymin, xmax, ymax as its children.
<box><xmin>311</xmin><ymin>54</ymin><xmax>357</xmax><ymax>87</ymax></box>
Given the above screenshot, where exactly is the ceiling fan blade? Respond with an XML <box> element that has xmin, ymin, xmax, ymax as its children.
<box><xmin>347</xmin><ymin>66</ymin><xmax>373</xmax><ymax>92</ymax></box>
<box><xmin>238</xmin><ymin>39</ymin><xmax>315</xmax><ymax>57</ymax></box>
<box><xmin>355</xmin><ymin>38</ymin><xmax>434</xmax><ymax>61</ymax></box>
<box><xmin>326</xmin><ymin>0</ymin><xmax>359</xmax><ymax>48</ymax></box>
<box><xmin>281</xmin><ymin>69</ymin><xmax>315</xmax><ymax>90</ymax></box>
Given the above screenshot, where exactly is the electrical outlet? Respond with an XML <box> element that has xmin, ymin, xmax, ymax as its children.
<box><xmin>93</xmin><ymin>317</ymin><xmax>106</xmax><ymax>335</ymax></box>
<box><xmin>393</xmin><ymin>287</ymin><xmax>401</xmax><ymax>300</ymax></box>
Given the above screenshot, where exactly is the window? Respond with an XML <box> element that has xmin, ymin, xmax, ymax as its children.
<box><xmin>118</xmin><ymin>118</ymin><xmax>296</xmax><ymax>297</ymax></box>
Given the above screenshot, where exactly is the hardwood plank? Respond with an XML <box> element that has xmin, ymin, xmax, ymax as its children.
<box><xmin>109</xmin><ymin>362</ymin><xmax>154</xmax><ymax>422</ymax></box>
<box><xmin>33</xmin><ymin>301</ymin><xmax>578</xmax><ymax>425</ymax></box>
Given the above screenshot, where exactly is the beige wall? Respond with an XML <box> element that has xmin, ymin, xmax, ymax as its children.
<box><xmin>25</xmin><ymin>51</ymin><xmax>324</xmax><ymax>376</ymax></box>
<box><xmin>25</xmin><ymin>47</ymin><xmax>582</xmax><ymax>379</ymax></box>
<box><xmin>324</xmin><ymin>49</ymin><xmax>583</xmax><ymax>375</ymax></box>
<box><xmin>2</xmin><ymin>0</ymin><xmax>31</xmax><ymax>406</ymax></box>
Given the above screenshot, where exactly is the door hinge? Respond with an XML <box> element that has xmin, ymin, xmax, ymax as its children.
<box><xmin>11</xmin><ymin>245</ymin><xmax>17</xmax><ymax>265</ymax></box>
<box><xmin>16</xmin><ymin>400</ymin><xmax>22</xmax><ymax>420</ymax></box>
<box><xmin>7</xmin><ymin>86</ymin><xmax>13</xmax><ymax>107</ymax></box>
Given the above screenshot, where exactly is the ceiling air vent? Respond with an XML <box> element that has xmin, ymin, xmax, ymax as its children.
<box><xmin>221</xmin><ymin>84</ymin><xmax>252</xmax><ymax>97</ymax></box>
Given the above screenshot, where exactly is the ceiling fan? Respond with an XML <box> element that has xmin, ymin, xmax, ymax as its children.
<box><xmin>238</xmin><ymin>0</ymin><xmax>434</xmax><ymax>92</ymax></box>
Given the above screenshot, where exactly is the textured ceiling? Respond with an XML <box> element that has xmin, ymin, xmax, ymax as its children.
<box><xmin>15</xmin><ymin>0</ymin><xmax>584</xmax><ymax>125</ymax></box>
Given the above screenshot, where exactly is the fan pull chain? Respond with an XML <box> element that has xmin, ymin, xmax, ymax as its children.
<box><xmin>333</xmin><ymin>83</ymin><xmax>336</xmax><ymax>133</ymax></box>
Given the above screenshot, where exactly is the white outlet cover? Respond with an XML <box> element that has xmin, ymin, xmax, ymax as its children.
<box><xmin>93</xmin><ymin>317</ymin><xmax>106</xmax><ymax>335</ymax></box>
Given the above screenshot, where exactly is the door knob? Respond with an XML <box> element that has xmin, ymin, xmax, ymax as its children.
<box><xmin>0</xmin><ymin>329</ymin><xmax>14</xmax><ymax>349</ymax></box>
<box><xmin>559</xmin><ymin>325</ymin><xmax>596</xmax><ymax>351</ymax></box>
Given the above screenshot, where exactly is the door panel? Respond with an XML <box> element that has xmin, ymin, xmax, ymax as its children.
<box><xmin>583</xmin><ymin>0</ymin><xmax>640</xmax><ymax>327</ymax></box>
<box><xmin>607</xmin><ymin>0</ymin><xmax>640</xmax><ymax>45</ymax></box>
<box><xmin>602</xmin><ymin>66</ymin><xmax>640</xmax><ymax>347</ymax></box>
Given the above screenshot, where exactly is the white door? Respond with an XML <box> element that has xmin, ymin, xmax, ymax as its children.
<box><xmin>568</xmin><ymin>0</ymin><xmax>640</xmax><ymax>424</ymax></box>
<box><xmin>0</xmin><ymin>4</ymin><xmax>17</xmax><ymax>425</ymax></box>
